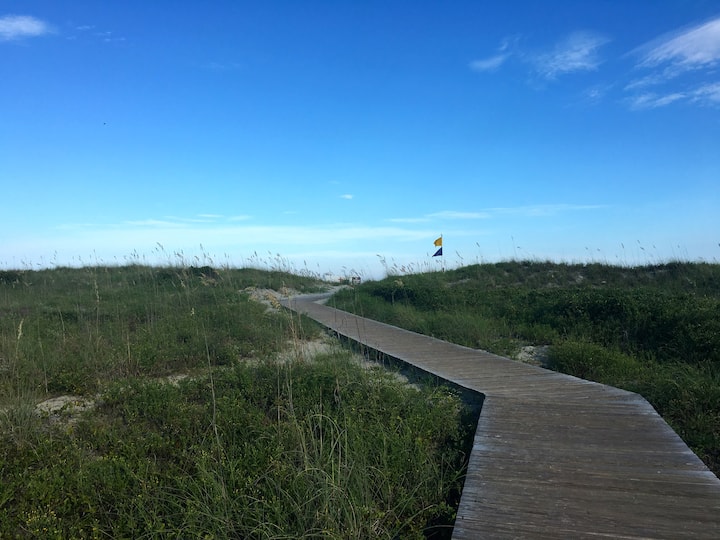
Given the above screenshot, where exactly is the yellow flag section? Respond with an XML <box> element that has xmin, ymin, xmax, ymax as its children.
<box><xmin>432</xmin><ymin>235</ymin><xmax>443</xmax><ymax>257</ymax></box>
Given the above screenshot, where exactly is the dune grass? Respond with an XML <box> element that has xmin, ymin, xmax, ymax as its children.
<box><xmin>329</xmin><ymin>260</ymin><xmax>720</xmax><ymax>475</ymax></box>
<box><xmin>0</xmin><ymin>265</ymin><xmax>473</xmax><ymax>539</ymax></box>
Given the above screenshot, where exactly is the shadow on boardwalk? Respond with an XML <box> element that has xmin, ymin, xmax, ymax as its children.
<box><xmin>282</xmin><ymin>293</ymin><xmax>720</xmax><ymax>540</ymax></box>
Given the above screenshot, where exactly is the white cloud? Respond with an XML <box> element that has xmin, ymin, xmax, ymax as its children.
<box><xmin>340</xmin><ymin>194</ymin><xmax>353</xmax><ymax>200</ymax></box>
<box><xmin>489</xmin><ymin>204</ymin><xmax>606</xmax><ymax>217</ymax></box>
<box><xmin>471</xmin><ymin>32</ymin><xmax>608</xmax><ymax>81</ymax></box>
<box><xmin>158</xmin><ymin>215</ymin><xmax>219</xmax><ymax>224</ymax></box>
<box><xmin>41</xmin><ymin>221</ymin><xmax>438</xmax><ymax>254</ymax></box>
<box><xmin>3</xmin><ymin>220</ymin><xmax>444</xmax><ymax>277</ymax></box>
<box><xmin>625</xmin><ymin>17</ymin><xmax>720</xmax><ymax>110</ymax></box>
<box><xmin>469</xmin><ymin>35</ymin><xmax>521</xmax><ymax>73</ymax></box>
<box><xmin>428</xmin><ymin>211</ymin><xmax>491</xmax><ymax>220</ymax></box>
<box><xmin>0</xmin><ymin>14</ymin><xmax>50</xmax><ymax>40</ymax></box>
<box><xmin>469</xmin><ymin>54</ymin><xmax>509</xmax><ymax>72</ymax></box>
<box><xmin>637</xmin><ymin>17</ymin><xmax>720</xmax><ymax>71</ymax></box>
<box><xmin>691</xmin><ymin>82</ymin><xmax>720</xmax><ymax>104</ymax></box>
<box><xmin>387</xmin><ymin>217</ymin><xmax>431</xmax><ymax>224</ymax></box>
<box><xmin>581</xmin><ymin>83</ymin><xmax>614</xmax><ymax>104</ymax></box>
<box><xmin>624</xmin><ymin>72</ymin><xmax>669</xmax><ymax>91</ymax></box>
<box><xmin>534</xmin><ymin>31</ymin><xmax>610</xmax><ymax>79</ymax></box>
<box><xmin>122</xmin><ymin>219</ymin><xmax>184</xmax><ymax>228</ymax></box>
<box><xmin>391</xmin><ymin>205</ymin><xmax>600</xmax><ymax>223</ymax></box>
<box><xmin>627</xmin><ymin>92</ymin><xmax>686</xmax><ymax>110</ymax></box>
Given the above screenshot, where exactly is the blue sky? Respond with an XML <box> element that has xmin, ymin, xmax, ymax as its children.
<box><xmin>2</xmin><ymin>1</ymin><xmax>719</xmax><ymax>278</ymax></box>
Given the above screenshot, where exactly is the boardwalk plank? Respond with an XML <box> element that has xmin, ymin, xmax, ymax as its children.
<box><xmin>282</xmin><ymin>295</ymin><xmax>720</xmax><ymax>539</ymax></box>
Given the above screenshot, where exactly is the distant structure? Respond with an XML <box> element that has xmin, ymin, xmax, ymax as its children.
<box><xmin>322</xmin><ymin>273</ymin><xmax>361</xmax><ymax>285</ymax></box>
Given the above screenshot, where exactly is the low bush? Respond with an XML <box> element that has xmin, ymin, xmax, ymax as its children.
<box><xmin>0</xmin><ymin>354</ymin><xmax>471</xmax><ymax>538</ymax></box>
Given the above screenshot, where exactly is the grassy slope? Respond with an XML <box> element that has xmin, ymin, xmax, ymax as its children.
<box><xmin>329</xmin><ymin>261</ymin><xmax>720</xmax><ymax>476</ymax></box>
<box><xmin>0</xmin><ymin>266</ymin><xmax>472</xmax><ymax>539</ymax></box>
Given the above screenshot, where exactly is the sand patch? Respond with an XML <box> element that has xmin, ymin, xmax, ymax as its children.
<box><xmin>515</xmin><ymin>345</ymin><xmax>551</xmax><ymax>367</ymax></box>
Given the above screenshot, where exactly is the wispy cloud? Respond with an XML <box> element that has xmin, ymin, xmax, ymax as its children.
<box><xmin>691</xmin><ymin>82</ymin><xmax>720</xmax><ymax>104</ymax></box>
<box><xmin>626</xmin><ymin>16</ymin><xmax>720</xmax><ymax>109</ymax></box>
<box><xmin>471</xmin><ymin>31</ymin><xmax>609</xmax><ymax>81</ymax></box>
<box><xmin>488</xmin><ymin>204</ymin><xmax>606</xmax><ymax>217</ymax></box>
<box><xmin>96</xmin><ymin>30</ymin><xmax>125</xmax><ymax>44</ymax></box>
<box><xmin>470</xmin><ymin>35</ymin><xmax>520</xmax><ymax>73</ymax></box>
<box><xmin>636</xmin><ymin>17</ymin><xmax>720</xmax><ymax>72</ymax></box>
<box><xmin>635</xmin><ymin>82</ymin><xmax>720</xmax><ymax>109</ymax></box>
<box><xmin>66</xmin><ymin>22</ymin><xmax>125</xmax><ymax>44</ymax></box>
<box><xmin>0</xmin><ymin>14</ymin><xmax>50</xmax><ymax>41</ymax></box>
<box><xmin>340</xmin><ymin>194</ymin><xmax>353</xmax><ymax>200</ymax></box>
<box><xmin>391</xmin><ymin>205</ymin><xmax>599</xmax><ymax>224</ymax></box>
<box><xmin>469</xmin><ymin>54</ymin><xmax>509</xmax><ymax>72</ymax></box>
<box><xmin>533</xmin><ymin>31</ymin><xmax>610</xmax><ymax>79</ymax></box>
<box><xmin>581</xmin><ymin>83</ymin><xmax>614</xmax><ymax>104</ymax></box>
<box><xmin>427</xmin><ymin>211</ymin><xmax>491</xmax><ymax>220</ymax></box>
<box><xmin>123</xmin><ymin>219</ymin><xmax>184</xmax><ymax>228</ymax></box>
<box><xmin>471</xmin><ymin>18</ymin><xmax>718</xmax><ymax>110</ymax></box>
<box><xmin>387</xmin><ymin>217</ymin><xmax>431</xmax><ymax>224</ymax></box>
<box><xmin>624</xmin><ymin>72</ymin><xmax>668</xmax><ymax>91</ymax></box>
<box><xmin>626</xmin><ymin>92</ymin><xmax>686</xmax><ymax>110</ymax></box>
<box><xmin>49</xmin><ymin>219</ymin><xmax>436</xmax><ymax>249</ymax></box>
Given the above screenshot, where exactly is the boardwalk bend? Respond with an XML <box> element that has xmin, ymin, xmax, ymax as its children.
<box><xmin>282</xmin><ymin>292</ymin><xmax>720</xmax><ymax>539</ymax></box>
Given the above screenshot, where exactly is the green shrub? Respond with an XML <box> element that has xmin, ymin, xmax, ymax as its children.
<box><xmin>332</xmin><ymin>261</ymin><xmax>720</xmax><ymax>475</ymax></box>
<box><xmin>0</xmin><ymin>355</ymin><xmax>472</xmax><ymax>538</ymax></box>
<box><xmin>548</xmin><ymin>340</ymin><xmax>644</xmax><ymax>383</ymax></box>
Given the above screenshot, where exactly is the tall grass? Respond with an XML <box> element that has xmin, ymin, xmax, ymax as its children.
<box><xmin>0</xmin><ymin>265</ymin><xmax>320</xmax><ymax>402</ymax></box>
<box><xmin>329</xmin><ymin>260</ymin><xmax>720</xmax><ymax>475</ymax></box>
<box><xmin>0</xmin><ymin>265</ymin><xmax>472</xmax><ymax>538</ymax></box>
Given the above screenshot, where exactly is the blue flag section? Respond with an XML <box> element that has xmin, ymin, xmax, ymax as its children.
<box><xmin>432</xmin><ymin>247</ymin><xmax>443</xmax><ymax>257</ymax></box>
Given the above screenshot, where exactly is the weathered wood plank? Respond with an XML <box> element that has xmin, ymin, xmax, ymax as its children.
<box><xmin>282</xmin><ymin>295</ymin><xmax>720</xmax><ymax>539</ymax></box>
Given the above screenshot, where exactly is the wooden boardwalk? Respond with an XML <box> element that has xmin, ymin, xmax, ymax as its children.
<box><xmin>282</xmin><ymin>294</ymin><xmax>720</xmax><ymax>539</ymax></box>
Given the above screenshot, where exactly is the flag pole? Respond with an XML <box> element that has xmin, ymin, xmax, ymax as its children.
<box><xmin>440</xmin><ymin>234</ymin><xmax>443</xmax><ymax>272</ymax></box>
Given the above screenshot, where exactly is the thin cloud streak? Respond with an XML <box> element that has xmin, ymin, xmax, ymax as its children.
<box><xmin>122</xmin><ymin>219</ymin><xmax>185</xmax><ymax>228</ymax></box>
<box><xmin>428</xmin><ymin>211</ymin><xmax>492</xmax><ymax>220</ymax></box>
<box><xmin>470</xmin><ymin>54</ymin><xmax>509</xmax><ymax>72</ymax></box>
<box><xmin>487</xmin><ymin>204</ymin><xmax>606</xmax><ymax>217</ymax></box>
<box><xmin>627</xmin><ymin>92</ymin><xmax>686</xmax><ymax>110</ymax></box>
<box><xmin>395</xmin><ymin>205</ymin><xmax>604</xmax><ymax>223</ymax></box>
<box><xmin>387</xmin><ymin>217</ymin><xmax>431</xmax><ymax>224</ymax></box>
<box><xmin>46</xmin><ymin>220</ymin><xmax>438</xmax><ymax>247</ymax></box>
<box><xmin>1</xmin><ymin>221</ymin><xmax>443</xmax><ymax>270</ymax></box>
